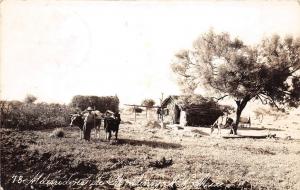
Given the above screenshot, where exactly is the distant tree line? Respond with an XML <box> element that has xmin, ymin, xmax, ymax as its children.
<box><xmin>0</xmin><ymin>94</ymin><xmax>120</xmax><ymax>130</ymax></box>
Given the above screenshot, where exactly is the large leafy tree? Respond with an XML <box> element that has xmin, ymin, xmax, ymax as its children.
<box><xmin>171</xmin><ymin>30</ymin><xmax>300</xmax><ymax>133</ymax></box>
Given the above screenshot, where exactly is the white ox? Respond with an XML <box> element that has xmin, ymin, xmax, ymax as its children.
<box><xmin>211</xmin><ymin>116</ymin><xmax>251</xmax><ymax>135</ymax></box>
<box><xmin>211</xmin><ymin>116</ymin><xmax>231</xmax><ymax>135</ymax></box>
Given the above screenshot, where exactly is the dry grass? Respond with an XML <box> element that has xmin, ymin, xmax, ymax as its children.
<box><xmin>1</xmin><ymin>109</ymin><xmax>300</xmax><ymax>189</ymax></box>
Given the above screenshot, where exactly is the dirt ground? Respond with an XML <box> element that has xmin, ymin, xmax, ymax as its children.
<box><xmin>1</xmin><ymin>110</ymin><xmax>300</xmax><ymax>190</ymax></box>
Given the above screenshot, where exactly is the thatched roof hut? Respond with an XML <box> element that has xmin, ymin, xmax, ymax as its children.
<box><xmin>161</xmin><ymin>95</ymin><xmax>223</xmax><ymax>126</ymax></box>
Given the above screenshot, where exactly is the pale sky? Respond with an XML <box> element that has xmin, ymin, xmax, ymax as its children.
<box><xmin>1</xmin><ymin>0</ymin><xmax>300</xmax><ymax>105</ymax></box>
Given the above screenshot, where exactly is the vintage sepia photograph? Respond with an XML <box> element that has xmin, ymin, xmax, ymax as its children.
<box><xmin>1</xmin><ymin>0</ymin><xmax>300</xmax><ymax>189</ymax></box>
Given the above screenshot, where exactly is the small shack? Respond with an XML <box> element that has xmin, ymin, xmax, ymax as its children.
<box><xmin>161</xmin><ymin>95</ymin><xmax>223</xmax><ymax>127</ymax></box>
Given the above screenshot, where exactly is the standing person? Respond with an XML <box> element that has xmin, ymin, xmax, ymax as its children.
<box><xmin>157</xmin><ymin>108</ymin><xmax>161</xmax><ymax>120</ymax></box>
<box><xmin>114</xmin><ymin>111</ymin><xmax>121</xmax><ymax>125</ymax></box>
<box><xmin>83</xmin><ymin>107</ymin><xmax>95</xmax><ymax>141</ymax></box>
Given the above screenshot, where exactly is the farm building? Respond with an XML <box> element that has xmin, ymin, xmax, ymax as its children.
<box><xmin>161</xmin><ymin>95</ymin><xmax>224</xmax><ymax>127</ymax></box>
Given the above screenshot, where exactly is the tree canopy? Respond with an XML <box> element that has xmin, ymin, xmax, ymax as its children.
<box><xmin>141</xmin><ymin>99</ymin><xmax>156</xmax><ymax>108</ymax></box>
<box><xmin>171</xmin><ymin>30</ymin><xmax>300</xmax><ymax>131</ymax></box>
<box><xmin>24</xmin><ymin>94</ymin><xmax>37</xmax><ymax>104</ymax></box>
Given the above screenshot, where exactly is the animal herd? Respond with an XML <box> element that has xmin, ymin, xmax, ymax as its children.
<box><xmin>69</xmin><ymin>108</ymin><xmax>251</xmax><ymax>140</ymax></box>
<box><xmin>69</xmin><ymin>109</ymin><xmax>121</xmax><ymax>141</ymax></box>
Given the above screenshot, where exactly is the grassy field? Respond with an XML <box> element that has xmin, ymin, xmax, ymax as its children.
<box><xmin>1</xmin><ymin>110</ymin><xmax>300</xmax><ymax>190</ymax></box>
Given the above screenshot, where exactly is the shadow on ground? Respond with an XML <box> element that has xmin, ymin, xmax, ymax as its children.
<box><xmin>116</xmin><ymin>138</ymin><xmax>182</xmax><ymax>149</ymax></box>
<box><xmin>236</xmin><ymin>127</ymin><xmax>284</xmax><ymax>131</ymax></box>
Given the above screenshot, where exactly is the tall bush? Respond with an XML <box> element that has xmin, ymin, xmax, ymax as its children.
<box><xmin>0</xmin><ymin>100</ymin><xmax>75</xmax><ymax>130</ymax></box>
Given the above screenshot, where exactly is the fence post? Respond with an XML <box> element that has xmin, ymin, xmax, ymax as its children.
<box><xmin>134</xmin><ymin>105</ymin><xmax>136</xmax><ymax>122</ymax></box>
<box><xmin>146</xmin><ymin>108</ymin><xmax>147</xmax><ymax>119</ymax></box>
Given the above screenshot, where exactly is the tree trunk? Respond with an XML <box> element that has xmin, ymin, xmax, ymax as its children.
<box><xmin>234</xmin><ymin>107</ymin><xmax>242</xmax><ymax>135</ymax></box>
<box><xmin>233</xmin><ymin>96</ymin><xmax>250</xmax><ymax>135</ymax></box>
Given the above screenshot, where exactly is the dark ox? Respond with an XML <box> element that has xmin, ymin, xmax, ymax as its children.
<box><xmin>103</xmin><ymin>112</ymin><xmax>121</xmax><ymax>141</ymax></box>
<box><xmin>69</xmin><ymin>114</ymin><xmax>102</xmax><ymax>139</ymax></box>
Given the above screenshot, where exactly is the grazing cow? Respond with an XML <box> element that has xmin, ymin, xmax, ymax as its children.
<box><xmin>103</xmin><ymin>111</ymin><xmax>121</xmax><ymax>141</ymax></box>
<box><xmin>211</xmin><ymin>116</ymin><xmax>234</xmax><ymax>135</ymax></box>
<box><xmin>69</xmin><ymin>112</ymin><xmax>102</xmax><ymax>140</ymax></box>
<box><xmin>238</xmin><ymin>117</ymin><xmax>251</xmax><ymax>128</ymax></box>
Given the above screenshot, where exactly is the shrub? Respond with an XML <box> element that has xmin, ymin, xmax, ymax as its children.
<box><xmin>50</xmin><ymin>128</ymin><xmax>65</xmax><ymax>138</ymax></box>
<box><xmin>144</xmin><ymin>121</ymin><xmax>161</xmax><ymax>128</ymax></box>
